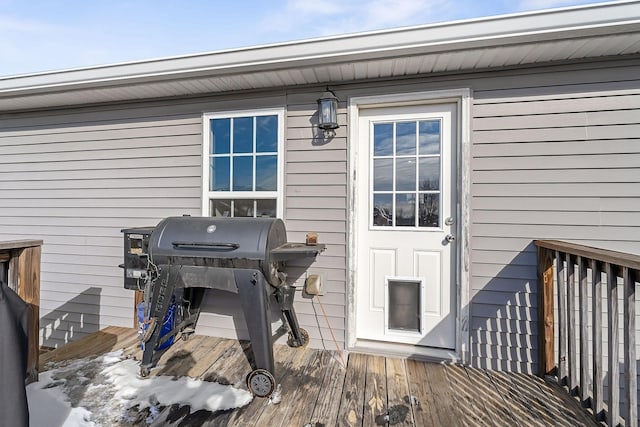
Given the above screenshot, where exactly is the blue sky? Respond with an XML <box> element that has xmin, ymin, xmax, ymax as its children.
<box><xmin>0</xmin><ymin>0</ymin><xmax>615</xmax><ymax>77</ymax></box>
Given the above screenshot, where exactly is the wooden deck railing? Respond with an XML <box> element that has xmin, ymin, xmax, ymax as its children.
<box><xmin>536</xmin><ymin>240</ymin><xmax>638</xmax><ymax>427</ymax></box>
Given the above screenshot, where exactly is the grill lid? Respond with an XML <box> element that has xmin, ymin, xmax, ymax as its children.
<box><xmin>149</xmin><ymin>216</ymin><xmax>287</xmax><ymax>264</ymax></box>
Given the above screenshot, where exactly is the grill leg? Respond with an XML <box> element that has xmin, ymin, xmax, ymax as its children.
<box><xmin>235</xmin><ymin>270</ymin><xmax>275</xmax><ymax>375</ymax></box>
<box><xmin>276</xmin><ymin>285</ymin><xmax>308</xmax><ymax>347</ymax></box>
<box><xmin>140</xmin><ymin>265</ymin><xmax>178</xmax><ymax>374</ymax></box>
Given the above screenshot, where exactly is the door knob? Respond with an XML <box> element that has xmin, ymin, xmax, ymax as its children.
<box><xmin>445</xmin><ymin>234</ymin><xmax>455</xmax><ymax>243</ymax></box>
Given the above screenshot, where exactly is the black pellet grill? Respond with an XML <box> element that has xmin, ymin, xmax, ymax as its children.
<box><xmin>121</xmin><ymin>216</ymin><xmax>324</xmax><ymax>397</ymax></box>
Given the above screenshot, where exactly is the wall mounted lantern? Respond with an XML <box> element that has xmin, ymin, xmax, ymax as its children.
<box><xmin>317</xmin><ymin>87</ymin><xmax>339</xmax><ymax>137</ymax></box>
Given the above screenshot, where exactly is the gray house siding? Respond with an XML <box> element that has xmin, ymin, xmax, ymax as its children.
<box><xmin>470</xmin><ymin>65</ymin><xmax>640</xmax><ymax>416</ymax></box>
<box><xmin>0</xmin><ymin>106</ymin><xmax>204</xmax><ymax>346</ymax></box>
<box><xmin>0</xmin><ymin>90</ymin><xmax>347</xmax><ymax>350</ymax></box>
<box><xmin>0</xmin><ymin>58</ymin><xmax>638</xmax><ymax>403</ymax></box>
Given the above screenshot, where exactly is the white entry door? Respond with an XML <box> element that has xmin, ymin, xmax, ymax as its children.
<box><xmin>355</xmin><ymin>103</ymin><xmax>457</xmax><ymax>349</ymax></box>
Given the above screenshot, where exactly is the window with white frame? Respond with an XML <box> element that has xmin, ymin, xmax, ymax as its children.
<box><xmin>202</xmin><ymin>109</ymin><xmax>284</xmax><ymax>218</ymax></box>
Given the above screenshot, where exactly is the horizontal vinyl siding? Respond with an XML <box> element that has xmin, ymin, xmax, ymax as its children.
<box><xmin>469</xmin><ymin>62</ymin><xmax>640</xmax><ymax>416</ymax></box>
<box><xmin>0</xmin><ymin>106</ymin><xmax>203</xmax><ymax>347</ymax></box>
<box><xmin>282</xmin><ymin>92</ymin><xmax>347</xmax><ymax>349</ymax></box>
<box><xmin>0</xmin><ymin>88</ymin><xmax>344</xmax><ymax>352</ymax></box>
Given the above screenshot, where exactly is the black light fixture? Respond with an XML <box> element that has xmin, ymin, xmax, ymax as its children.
<box><xmin>317</xmin><ymin>87</ymin><xmax>339</xmax><ymax>136</ymax></box>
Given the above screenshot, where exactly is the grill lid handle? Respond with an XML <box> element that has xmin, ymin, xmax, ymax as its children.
<box><xmin>171</xmin><ymin>242</ymin><xmax>240</xmax><ymax>251</ymax></box>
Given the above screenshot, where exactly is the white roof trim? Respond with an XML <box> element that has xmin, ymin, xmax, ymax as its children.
<box><xmin>0</xmin><ymin>0</ymin><xmax>639</xmax><ymax>107</ymax></box>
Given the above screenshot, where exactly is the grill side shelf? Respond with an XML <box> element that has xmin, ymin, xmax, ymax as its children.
<box><xmin>270</xmin><ymin>243</ymin><xmax>325</xmax><ymax>261</ymax></box>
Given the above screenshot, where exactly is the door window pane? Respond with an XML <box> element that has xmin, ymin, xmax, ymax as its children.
<box><xmin>233</xmin><ymin>117</ymin><xmax>253</xmax><ymax>153</ymax></box>
<box><xmin>256</xmin><ymin>116</ymin><xmax>278</xmax><ymax>152</ymax></box>
<box><xmin>395</xmin><ymin>122</ymin><xmax>416</xmax><ymax>155</ymax></box>
<box><xmin>395</xmin><ymin>158</ymin><xmax>416</xmax><ymax>191</ymax></box>
<box><xmin>373</xmin><ymin>123</ymin><xmax>393</xmax><ymax>156</ymax></box>
<box><xmin>233</xmin><ymin>156</ymin><xmax>253</xmax><ymax>191</ymax></box>
<box><xmin>373</xmin><ymin>158</ymin><xmax>393</xmax><ymax>191</ymax></box>
<box><xmin>418</xmin><ymin>158</ymin><xmax>440</xmax><ymax>191</ymax></box>
<box><xmin>395</xmin><ymin>194</ymin><xmax>416</xmax><ymax>226</ymax></box>
<box><xmin>211</xmin><ymin>119</ymin><xmax>231</xmax><ymax>154</ymax></box>
<box><xmin>419</xmin><ymin>120</ymin><xmax>440</xmax><ymax>155</ymax></box>
<box><xmin>373</xmin><ymin>194</ymin><xmax>393</xmax><ymax>226</ymax></box>
<box><xmin>210</xmin><ymin>157</ymin><xmax>230</xmax><ymax>191</ymax></box>
<box><xmin>419</xmin><ymin>193</ymin><xmax>440</xmax><ymax>227</ymax></box>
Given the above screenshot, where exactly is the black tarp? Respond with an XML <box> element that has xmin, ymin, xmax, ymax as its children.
<box><xmin>0</xmin><ymin>280</ymin><xmax>30</xmax><ymax>427</ymax></box>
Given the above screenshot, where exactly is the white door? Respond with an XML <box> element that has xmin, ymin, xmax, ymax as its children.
<box><xmin>355</xmin><ymin>103</ymin><xmax>457</xmax><ymax>349</ymax></box>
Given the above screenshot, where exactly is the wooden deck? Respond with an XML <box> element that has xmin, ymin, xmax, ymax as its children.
<box><xmin>39</xmin><ymin>326</ymin><xmax>600</xmax><ymax>426</ymax></box>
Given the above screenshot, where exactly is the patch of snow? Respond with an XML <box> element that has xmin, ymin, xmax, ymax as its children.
<box><xmin>27</xmin><ymin>350</ymin><xmax>252</xmax><ymax>426</ymax></box>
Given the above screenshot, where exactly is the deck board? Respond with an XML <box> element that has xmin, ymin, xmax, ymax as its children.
<box><xmin>278</xmin><ymin>348</ymin><xmax>326</xmax><ymax>427</ymax></box>
<box><xmin>386</xmin><ymin>357</ymin><xmax>414</xmax><ymax>426</ymax></box>
<box><xmin>405</xmin><ymin>358</ymin><xmax>441</xmax><ymax>426</ymax></box>
<box><xmin>424</xmin><ymin>360</ymin><xmax>466</xmax><ymax>425</ymax></box>
<box><xmin>38</xmin><ymin>327</ymin><xmax>602</xmax><ymax>426</ymax></box>
<box><xmin>307</xmin><ymin>350</ymin><xmax>348</xmax><ymax>426</ymax></box>
<box><xmin>464</xmin><ymin>365</ymin><xmax>519</xmax><ymax>426</ymax></box>
<box><xmin>444</xmin><ymin>363</ymin><xmax>494</xmax><ymax>425</ymax></box>
<box><xmin>336</xmin><ymin>352</ymin><xmax>367</xmax><ymax>427</ymax></box>
<box><xmin>363</xmin><ymin>354</ymin><xmax>387</xmax><ymax>426</ymax></box>
<box><xmin>252</xmin><ymin>344</ymin><xmax>308</xmax><ymax>426</ymax></box>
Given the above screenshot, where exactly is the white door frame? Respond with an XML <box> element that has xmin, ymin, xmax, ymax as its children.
<box><xmin>347</xmin><ymin>89</ymin><xmax>472</xmax><ymax>363</ymax></box>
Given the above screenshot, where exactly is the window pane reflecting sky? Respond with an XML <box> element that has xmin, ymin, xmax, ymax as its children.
<box><xmin>419</xmin><ymin>120</ymin><xmax>440</xmax><ymax>155</ymax></box>
<box><xmin>256</xmin><ymin>115</ymin><xmax>277</xmax><ymax>152</ymax></box>
<box><xmin>211</xmin><ymin>119</ymin><xmax>230</xmax><ymax>154</ymax></box>
<box><xmin>233</xmin><ymin>156</ymin><xmax>253</xmax><ymax>190</ymax></box>
<box><xmin>211</xmin><ymin>157</ymin><xmax>230</xmax><ymax>191</ymax></box>
<box><xmin>395</xmin><ymin>121</ymin><xmax>416</xmax><ymax>155</ymax></box>
<box><xmin>256</xmin><ymin>155</ymin><xmax>277</xmax><ymax>191</ymax></box>
<box><xmin>233</xmin><ymin>116</ymin><xmax>253</xmax><ymax>153</ymax></box>
<box><xmin>373</xmin><ymin>123</ymin><xmax>393</xmax><ymax>156</ymax></box>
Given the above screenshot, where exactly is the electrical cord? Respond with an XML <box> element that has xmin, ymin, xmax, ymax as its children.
<box><xmin>315</xmin><ymin>295</ymin><xmax>347</xmax><ymax>369</ymax></box>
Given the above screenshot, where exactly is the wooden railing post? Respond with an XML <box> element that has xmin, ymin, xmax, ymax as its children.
<box><xmin>537</xmin><ymin>246</ymin><xmax>555</xmax><ymax>377</ymax></box>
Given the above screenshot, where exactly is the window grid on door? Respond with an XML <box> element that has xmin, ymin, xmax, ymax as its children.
<box><xmin>370</xmin><ymin>119</ymin><xmax>442</xmax><ymax>228</ymax></box>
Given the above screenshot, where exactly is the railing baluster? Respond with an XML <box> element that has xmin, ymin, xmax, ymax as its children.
<box><xmin>557</xmin><ymin>250</ymin><xmax>568</xmax><ymax>386</ymax></box>
<box><xmin>591</xmin><ymin>259</ymin><xmax>604</xmax><ymax>421</ymax></box>
<box><xmin>578</xmin><ymin>256</ymin><xmax>589</xmax><ymax>406</ymax></box>
<box><xmin>623</xmin><ymin>267</ymin><xmax>637</xmax><ymax>427</ymax></box>
<box><xmin>567</xmin><ymin>253</ymin><xmax>577</xmax><ymax>394</ymax></box>
<box><xmin>606</xmin><ymin>262</ymin><xmax>620</xmax><ymax>427</ymax></box>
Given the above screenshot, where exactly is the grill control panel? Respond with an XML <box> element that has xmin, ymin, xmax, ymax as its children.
<box><xmin>121</xmin><ymin>227</ymin><xmax>155</xmax><ymax>290</ymax></box>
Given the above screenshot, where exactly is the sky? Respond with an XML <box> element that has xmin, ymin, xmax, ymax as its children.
<box><xmin>0</xmin><ymin>0</ymin><xmax>618</xmax><ymax>77</ymax></box>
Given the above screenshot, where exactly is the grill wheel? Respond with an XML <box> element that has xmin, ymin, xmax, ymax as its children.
<box><xmin>287</xmin><ymin>327</ymin><xmax>310</xmax><ymax>348</ymax></box>
<box><xmin>246</xmin><ymin>369</ymin><xmax>276</xmax><ymax>398</ymax></box>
